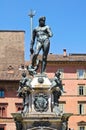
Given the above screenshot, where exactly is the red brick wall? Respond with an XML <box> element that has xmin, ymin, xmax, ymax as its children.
<box><xmin>0</xmin><ymin>31</ymin><xmax>25</xmax><ymax>71</ymax></box>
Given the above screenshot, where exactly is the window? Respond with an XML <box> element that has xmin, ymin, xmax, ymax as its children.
<box><xmin>0</xmin><ymin>107</ymin><xmax>6</xmax><ymax>117</ymax></box>
<box><xmin>17</xmin><ymin>107</ymin><xmax>23</xmax><ymax>111</ymax></box>
<box><xmin>19</xmin><ymin>64</ymin><xmax>27</xmax><ymax>70</ymax></box>
<box><xmin>78</xmin><ymin>85</ymin><xmax>86</xmax><ymax>96</ymax></box>
<box><xmin>77</xmin><ymin>69</ymin><xmax>85</xmax><ymax>79</ymax></box>
<box><xmin>59</xmin><ymin>102</ymin><xmax>65</xmax><ymax>113</ymax></box>
<box><xmin>79</xmin><ymin>126</ymin><xmax>85</xmax><ymax>130</ymax></box>
<box><xmin>7</xmin><ymin>65</ymin><xmax>14</xmax><ymax>74</ymax></box>
<box><xmin>0</xmin><ymin>124</ymin><xmax>5</xmax><ymax>130</ymax></box>
<box><xmin>7</xmin><ymin>65</ymin><xmax>14</xmax><ymax>71</ymax></box>
<box><xmin>78</xmin><ymin>103</ymin><xmax>84</xmax><ymax>115</ymax></box>
<box><xmin>79</xmin><ymin>86</ymin><xmax>84</xmax><ymax>95</ymax></box>
<box><xmin>15</xmin><ymin>103</ymin><xmax>23</xmax><ymax>112</ymax></box>
<box><xmin>78</xmin><ymin>121</ymin><xmax>86</xmax><ymax>130</ymax></box>
<box><xmin>0</xmin><ymin>104</ymin><xmax>8</xmax><ymax>117</ymax></box>
<box><xmin>0</xmin><ymin>89</ymin><xmax>4</xmax><ymax>98</ymax></box>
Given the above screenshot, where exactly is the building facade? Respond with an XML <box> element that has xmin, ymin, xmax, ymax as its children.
<box><xmin>46</xmin><ymin>52</ymin><xmax>86</xmax><ymax>130</ymax></box>
<box><xmin>0</xmin><ymin>30</ymin><xmax>25</xmax><ymax>130</ymax></box>
<box><xmin>0</xmin><ymin>31</ymin><xmax>86</xmax><ymax>130</ymax></box>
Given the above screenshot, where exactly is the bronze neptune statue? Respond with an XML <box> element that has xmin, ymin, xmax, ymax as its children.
<box><xmin>28</xmin><ymin>16</ymin><xmax>53</xmax><ymax>75</ymax></box>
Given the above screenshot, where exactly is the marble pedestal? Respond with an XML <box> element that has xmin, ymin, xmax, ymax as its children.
<box><xmin>12</xmin><ymin>74</ymin><xmax>72</xmax><ymax>130</ymax></box>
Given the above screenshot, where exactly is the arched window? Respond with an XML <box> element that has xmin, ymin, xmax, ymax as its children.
<box><xmin>0</xmin><ymin>107</ymin><xmax>6</xmax><ymax>117</ymax></box>
<box><xmin>0</xmin><ymin>107</ymin><xmax>2</xmax><ymax>117</ymax></box>
<box><xmin>2</xmin><ymin>107</ymin><xmax>6</xmax><ymax>117</ymax></box>
<box><xmin>15</xmin><ymin>103</ymin><xmax>23</xmax><ymax>112</ymax></box>
<box><xmin>0</xmin><ymin>104</ymin><xmax>8</xmax><ymax>117</ymax></box>
<box><xmin>0</xmin><ymin>89</ymin><xmax>4</xmax><ymax>98</ymax></box>
<box><xmin>18</xmin><ymin>107</ymin><xmax>23</xmax><ymax>111</ymax></box>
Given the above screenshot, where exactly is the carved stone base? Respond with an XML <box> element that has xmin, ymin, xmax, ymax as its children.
<box><xmin>12</xmin><ymin>112</ymin><xmax>73</xmax><ymax>130</ymax></box>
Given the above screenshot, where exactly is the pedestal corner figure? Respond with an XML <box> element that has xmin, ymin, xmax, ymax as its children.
<box><xmin>30</xmin><ymin>16</ymin><xmax>53</xmax><ymax>74</ymax></box>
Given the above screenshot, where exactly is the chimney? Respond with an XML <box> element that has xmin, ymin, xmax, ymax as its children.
<box><xmin>63</xmin><ymin>49</ymin><xmax>67</xmax><ymax>56</ymax></box>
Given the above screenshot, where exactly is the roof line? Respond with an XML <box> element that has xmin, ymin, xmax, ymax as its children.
<box><xmin>69</xmin><ymin>53</ymin><xmax>86</xmax><ymax>56</ymax></box>
<box><xmin>0</xmin><ymin>30</ymin><xmax>25</xmax><ymax>32</ymax></box>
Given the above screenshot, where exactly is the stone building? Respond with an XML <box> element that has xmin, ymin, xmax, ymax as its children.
<box><xmin>0</xmin><ymin>31</ymin><xmax>86</xmax><ymax>130</ymax></box>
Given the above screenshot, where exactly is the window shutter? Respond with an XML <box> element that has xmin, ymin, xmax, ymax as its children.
<box><xmin>77</xmin><ymin>86</ymin><xmax>79</xmax><ymax>95</ymax></box>
<box><xmin>82</xmin><ymin>104</ymin><xmax>84</xmax><ymax>114</ymax></box>
<box><xmin>84</xmin><ymin>70</ymin><xmax>86</xmax><ymax>78</ymax></box>
<box><xmin>77</xmin><ymin>69</ymin><xmax>79</xmax><ymax>78</ymax></box>
<box><xmin>84</xmin><ymin>86</ymin><xmax>86</xmax><ymax>95</ymax></box>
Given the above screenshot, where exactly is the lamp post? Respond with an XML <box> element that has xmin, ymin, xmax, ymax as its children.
<box><xmin>28</xmin><ymin>9</ymin><xmax>36</xmax><ymax>41</ymax></box>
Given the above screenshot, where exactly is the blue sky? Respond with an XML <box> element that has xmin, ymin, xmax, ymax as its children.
<box><xmin>0</xmin><ymin>0</ymin><xmax>86</xmax><ymax>60</ymax></box>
